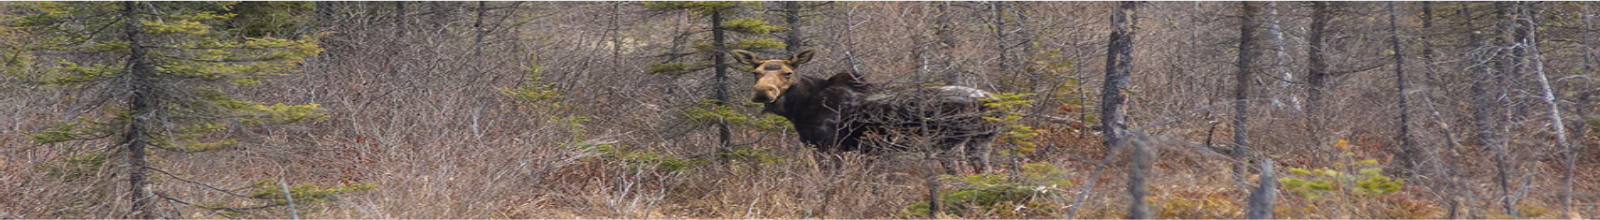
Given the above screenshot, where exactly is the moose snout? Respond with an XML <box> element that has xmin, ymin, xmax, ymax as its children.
<box><xmin>752</xmin><ymin>85</ymin><xmax>780</xmax><ymax>103</ymax></box>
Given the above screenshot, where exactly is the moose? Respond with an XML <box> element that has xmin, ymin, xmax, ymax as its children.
<box><xmin>729</xmin><ymin>49</ymin><xmax>1002</xmax><ymax>172</ymax></box>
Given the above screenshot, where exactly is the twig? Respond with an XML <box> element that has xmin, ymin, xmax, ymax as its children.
<box><xmin>1063</xmin><ymin>136</ymin><xmax>1125</xmax><ymax>219</ymax></box>
<box><xmin>1066</xmin><ymin>99</ymin><xmax>1266</xmax><ymax>219</ymax></box>
<box><xmin>158</xmin><ymin>193</ymin><xmax>283</xmax><ymax>219</ymax></box>
<box><xmin>147</xmin><ymin>167</ymin><xmax>252</xmax><ymax>198</ymax></box>
<box><xmin>281</xmin><ymin>181</ymin><xmax>299</xmax><ymax>220</ymax></box>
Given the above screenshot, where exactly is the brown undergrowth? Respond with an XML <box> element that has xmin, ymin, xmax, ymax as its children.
<box><xmin>4</xmin><ymin>2</ymin><xmax>1598</xmax><ymax>219</ymax></box>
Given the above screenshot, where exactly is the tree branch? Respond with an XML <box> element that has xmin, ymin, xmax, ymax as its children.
<box><xmin>146</xmin><ymin>166</ymin><xmax>253</xmax><ymax>198</ymax></box>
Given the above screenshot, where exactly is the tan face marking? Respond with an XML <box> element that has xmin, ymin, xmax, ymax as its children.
<box><xmin>750</xmin><ymin>61</ymin><xmax>796</xmax><ymax>103</ymax></box>
<box><xmin>730</xmin><ymin>49</ymin><xmax>815</xmax><ymax>103</ymax></box>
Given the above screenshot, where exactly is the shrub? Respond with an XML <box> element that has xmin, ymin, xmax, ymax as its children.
<box><xmin>902</xmin><ymin>162</ymin><xmax>1068</xmax><ymax>217</ymax></box>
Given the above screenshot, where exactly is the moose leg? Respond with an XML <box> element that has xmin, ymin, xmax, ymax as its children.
<box><xmin>811</xmin><ymin>148</ymin><xmax>840</xmax><ymax>174</ymax></box>
<box><xmin>935</xmin><ymin>138</ymin><xmax>970</xmax><ymax>175</ymax></box>
<box><xmin>938</xmin><ymin>150</ymin><xmax>960</xmax><ymax>175</ymax></box>
<box><xmin>964</xmin><ymin>140</ymin><xmax>989</xmax><ymax>173</ymax></box>
<box><xmin>966</xmin><ymin>133</ymin><xmax>997</xmax><ymax>173</ymax></box>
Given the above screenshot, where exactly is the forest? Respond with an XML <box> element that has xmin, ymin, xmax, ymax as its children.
<box><xmin>0</xmin><ymin>1</ymin><xmax>1596</xmax><ymax>219</ymax></box>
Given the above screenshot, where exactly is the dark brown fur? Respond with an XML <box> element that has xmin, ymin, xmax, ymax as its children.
<box><xmin>731</xmin><ymin>49</ymin><xmax>1000</xmax><ymax>170</ymax></box>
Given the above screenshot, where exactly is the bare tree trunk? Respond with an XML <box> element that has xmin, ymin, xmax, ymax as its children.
<box><xmin>473</xmin><ymin>1</ymin><xmax>488</xmax><ymax>68</ymax></box>
<box><xmin>1421</xmin><ymin>2</ymin><xmax>1439</xmax><ymax>86</ymax></box>
<box><xmin>610</xmin><ymin>2</ymin><xmax>621</xmax><ymax>69</ymax></box>
<box><xmin>1388</xmin><ymin>1</ymin><xmax>1417</xmax><ymax>178</ymax></box>
<box><xmin>1234</xmin><ymin>1</ymin><xmax>1257</xmax><ymax>180</ymax></box>
<box><xmin>395</xmin><ymin>1</ymin><xmax>407</xmax><ymax>39</ymax></box>
<box><xmin>711</xmin><ymin>9</ymin><xmax>732</xmax><ymax>160</ymax></box>
<box><xmin>1424</xmin><ymin>2</ymin><xmax>1469</xmax><ymax>218</ymax></box>
<box><xmin>316</xmin><ymin>2</ymin><xmax>339</xmax><ymax>29</ymax></box>
<box><xmin>784</xmin><ymin>1</ymin><xmax>803</xmax><ymax>53</ymax></box>
<box><xmin>912</xmin><ymin>3</ymin><xmax>929</xmax><ymax>83</ymax></box>
<box><xmin>935</xmin><ymin>2</ymin><xmax>959</xmax><ymax>85</ymax></box>
<box><xmin>1306</xmin><ymin>2</ymin><xmax>1332</xmax><ymax>145</ymax></box>
<box><xmin>1568</xmin><ymin>5</ymin><xmax>1597</xmax><ymax>218</ymax></box>
<box><xmin>1265</xmin><ymin>2</ymin><xmax>1296</xmax><ymax>109</ymax></box>
<box><xmin>1246</xmin><ymin>158</ymin><xmax>1277</xmax><ymax>219</ymax></box>
<box><xmin>1013</xmin><ymin>2</ymin><xmax>1041</xmax><ymax>91</ymax></box>
<box><xmin>990</xmin><ymin>1</ymin><xmax>1012</xmax><ymax>90</ymax></box>
<box><xmin>1102</xmin><ymin>2</ymin><xmax>1144</xmax><ymax>218</ymax></box>
<box><xmin>1505</xmin><ymin>2</ymin><xmax>1533</xmax><ymax>118</ymax></box>
<box><xmin>428</xmin><ymin>1</ymin><xmax>451</xmax><ymax>35</ymax></box>
<box><xmin>1493</xmin><ymin>3</ymin><xmax>1519</xmax><ymax>216</ymax></box>
<box><xmin>841</xmin><ymin>3</ymin><xmax>861</xmax><ymax>76</ymax></box>
<box><xmin>1517</xmin><ymin>2</ymin><xmax>1577</xmax><ymax>218</ymax></box>
<box><xmin>1454</xmin><ymin>4</ymin><xmax>1481</xmax><ymax>217</ymax></box>
<box><xmin>1102</xmin><ymin>1</ymin><xmax>1135</xmax><ymax>153</ymax></box>
<box><xmin>1469</xmin><ymin>2</ymin><xmax>1498</xmax><ymax>177</ymax></box>
<box><xmin>1128</xmin><ymin>135</ymin><xmax>1151</xmax><ymax>220</ymax></box>
<box><xmin>121</xmin><ymin>2</ymin><xmax>156</xmax><ymax>218</ymax></box>
<box><xmin>925</xmin><ymin>149</ymin><xmax>941</xmax><ymax>218</ymax></box>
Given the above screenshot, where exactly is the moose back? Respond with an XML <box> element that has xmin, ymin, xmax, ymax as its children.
<box><xmin>730</xmin><ymin>49</ymin><xmax>1002</xmax><ymax>169</ymax></box>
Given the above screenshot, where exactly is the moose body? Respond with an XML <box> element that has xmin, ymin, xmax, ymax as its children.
<box><xmin>731</xmin><ymin>49</ymin><xmax>1000</xmax><ymax>170</ymax></box>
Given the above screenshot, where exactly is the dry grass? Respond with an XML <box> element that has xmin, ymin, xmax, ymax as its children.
<box><xmin>3</xmin><ymin>1</ymin><xmax>1598</xmax><ymax>219</ymax></box>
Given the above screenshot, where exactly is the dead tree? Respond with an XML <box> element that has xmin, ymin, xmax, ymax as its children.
<box><xmin>1492</xmin><ymin>2</ymin><xmax>1521</xmax><ymax>215</ymax></box>
<box><xmin>1265</xmin><ymin>2</ymin><xmax>1296</xmax><ymax>108</ymax></box>
<box><xmin>395</xmin><ymin>2</ymin><xmax>408</xmax><ymax>39</ymax></box>
<box><xmin>1102</xmin><ymin>2</ymin><xmax>1136</xmax><ymax>153</ymax></box>
<box><xmin>121</xmin><ymin>2</ymin><xmax>157</xmax><ymax>217</ymax></box>
<box><xmin>783</xmin><ymin>1</ymin><xmax>805</xmax><ymax>54</ymax></box>
<box><xmin>1388</xmin><ymin>1</ymin><xmax>1418</xmax><ymax>178</ymax></box>
<box><xmin>1246</xmin><ymin>158</ymin><xmax>1277</xmax><ymax>219</ymax></box>
<box><xmin>1516</xmin><ymin>2</ymin><xmax>1576</xmax><ymax>218</ymax></box>
<box><xmin>1233</xmin><ymin>1</ymin><xmax>1258</xmax><ymax>180</ymax></box>
<box><xmin>1306</xmin><ymin>1</ymin><xmax>1333</xmax><ymax>144</ymax></box>
<box><xmin>934</xmin><ymin>2</ymin><xmax>961</xmax><ymax>85</ymax></box>
<box><xmin>1101</xmin><ymin>1</ymin><xmax>1146</xmax><ymax>219</ymax></box>
<box><xmin>1572</xmin><ymin>4</ymin><xmax>1597</xmax><ymax>218</ymax></box>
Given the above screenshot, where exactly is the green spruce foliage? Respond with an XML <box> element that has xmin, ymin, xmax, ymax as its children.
<box><xmin>642</xmin><ymin>1</ymin><xmax>790</xmax><ymax>161</ymax></box>
<box><xmin>223</xmin><ymin>2</ymin><xmax>315</xmax><ymax>38</ymax></box>
<box><xmin>641</xmin><ymin>1</ymin><xmax>786</xmax><ymax>76</ymax></box>
<box><xmin>983</xmin><ymin>93</ymin><xmax>1040</xmax><ymax>155</ymax></box>
<box><xmin>3</xmin><ymin>2</ymin><xmax>361</xmax><ymax>217</ymax></box>
<box><xmin>903</xmin><ymin>162</ymin><xmax>1070</xmax><ymax>217</ymax></box>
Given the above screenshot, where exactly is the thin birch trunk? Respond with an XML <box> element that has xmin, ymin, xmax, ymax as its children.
<box><xmin>1265</xmin><ymin>2</ymin><xmax>1296</xmax><ymax>109</ymax></box>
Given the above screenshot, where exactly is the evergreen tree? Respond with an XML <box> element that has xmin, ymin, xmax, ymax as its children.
<box><xmin>2</xmin><ymin>2</ymin><xmax>367</xmax><ymax>218</ymax></box>
<box><xmin>224</xmin><ymin>1</ymin><xmax>315</xmax><ymax>39</ymax></box>
<box><xmin>643</xmin><ymin>1</ymin><xmax>786</xmax><ymax>159</ymax></box>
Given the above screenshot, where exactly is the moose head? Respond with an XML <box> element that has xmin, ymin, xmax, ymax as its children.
<box><xmin>729</xmin><ymin>49</ymin><xmax>815</xmax><ymax>103</ymax></box>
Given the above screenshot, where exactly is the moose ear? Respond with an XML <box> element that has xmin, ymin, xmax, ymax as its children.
<box><xmin>789</xmin><ymin>49</ymin><xmax>815</xmax><ymax>67</ymax></box>
<box><xmin>729</xmin><ymin>50</ymin><xmax>762</xmax><ymax>67</ymax></box>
